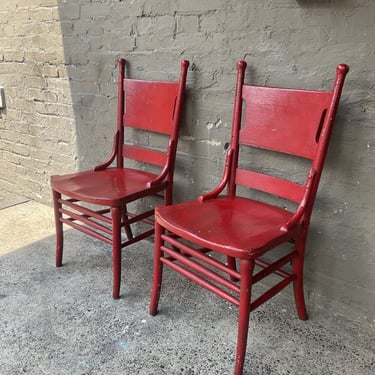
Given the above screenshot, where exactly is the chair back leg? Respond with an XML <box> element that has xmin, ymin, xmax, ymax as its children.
<box><xmin>111</xmin><ymin>206</ymin><xmax>122</xmax><ymax>299</ymax></box>
<box><xmin>121</xmin><ymin>203</ymin><xmax>133</xmax><ymax>240</ymax></box>
<box><xmin>292</xmin><ymin>233</ymin><xmax>309</xmax><ymax>320</ymax></box>
<box><xmin>165</xmin><ymin>184</ymin><xmax>173</xmax><ymax>206</ymax></box>
<box><xmin>53</xmin><ymin>190</ymin><xmax>64</xmax><ymax>267</ymax></box>
<box><xmin>227</xmin><ymin>256</ymin><xmax>238</xmax><ymax>282</ymax></box>
<box><xmin>150</xmin><ymin>221</ymin><xmax>165</xmax><ymax>315</ymax></box>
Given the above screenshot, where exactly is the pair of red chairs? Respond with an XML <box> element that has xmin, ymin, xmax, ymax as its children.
<box><xmin>51</xmin><ymin>58</ymin><xmax>348</xmax><ymax>375</ymax></box>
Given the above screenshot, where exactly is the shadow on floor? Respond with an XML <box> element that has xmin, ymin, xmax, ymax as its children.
<box><xmin>0</xmin><ymin>203</ymin><xmax>374</xmax><ymax>374</ymax></box>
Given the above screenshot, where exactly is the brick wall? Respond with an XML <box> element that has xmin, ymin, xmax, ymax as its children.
<box><xmin>0</xmin><ymin>0</ymin><xmax>374</xmax><ymax>318</ymax></box>
<box><xmin>0</xmin><ymin>0</ymin><xmax>77</xmax><ymax>201</ymax></box>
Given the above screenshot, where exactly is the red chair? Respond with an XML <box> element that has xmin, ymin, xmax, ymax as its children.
<box><xmin>51</xmin><ymin>58</ymin><xmax>189</xmax><ymax>299</ymax></box>
<box><xmin>150</xmin><ymin>61</ymin><xmax>349</xmax><ymax>374</ymax></box>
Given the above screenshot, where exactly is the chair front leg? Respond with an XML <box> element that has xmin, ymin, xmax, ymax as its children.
<box><xmin>234</xmin><ymin>259</ymin><xmax>255</xmax><ymax>375</ymax></box>
<box><xmin>111</xmin><ymin>206</ymin><xmax>122</xmax><ymax>299</ymax></box>
<box><xmin>150</xmin><ymin>220</ymin><xmax>165</xmax><ymax>316</ymax></box>
<box><xmin>53</xmin><ymin>190</ymin><xmax>64</xmax><ymax>267</ymax></box>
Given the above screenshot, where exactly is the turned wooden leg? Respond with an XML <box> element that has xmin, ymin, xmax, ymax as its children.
<box><xmin>150</xmin><ymin>221</ymin><xmax>164</xmax><ymax>316</ymax></box>
<box><xmin>121</xmin><ymin>202</ymin><xmax>133</xmax><ymax>240</ymax></box>
<box><xmin>293</xmin><ymin>235</ymin><xmax>308</xmax><ymax>321</ymax></box>
<box><xmin>112</xmin><ymin>206</ymin><xmax>122</xmax><ymax>299</ymax></box>
<box><xmin>53</xmin><ymin>190</ymin><xmax>64</xmax><ymax>267</ymax></box>
<box><xmin>234</xmin><ymin>259</ymin><xmax>255</xmax><ymax>375</ymax></box>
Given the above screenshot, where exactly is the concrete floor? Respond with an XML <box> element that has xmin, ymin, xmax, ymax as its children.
<box><xmin>0</xmin><ymin>200</ymin><xmax>374</xmax><ymax>374</ymax></box>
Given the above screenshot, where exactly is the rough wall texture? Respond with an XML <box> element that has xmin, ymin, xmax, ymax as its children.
<box><xmin>0</xmin><ymin>0</ymin><xmax>374</xmax><ymax>319</ymax></box>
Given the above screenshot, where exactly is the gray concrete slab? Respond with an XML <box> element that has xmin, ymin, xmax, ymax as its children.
<box><xmin>0</xmin><ymin>202</ymin><xmax>374</xmax><ymax>374</ymax></box>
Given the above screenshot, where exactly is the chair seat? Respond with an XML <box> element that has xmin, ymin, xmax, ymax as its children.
<box><xmin>51</xmin><ymin>168</ymin><xmax>162</xmax><ymax>205</ymax></box>
<box><xmin>156</xmin><ymin>196</ymin><xmax>294</xmax><ymax>258</ymax></box>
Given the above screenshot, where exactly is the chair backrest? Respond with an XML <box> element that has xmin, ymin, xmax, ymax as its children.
<box><xmin>116</xmin><ymin>58</ymin><xmax>189</xmax><ymax>172</ymax></box>
<box><xmin>228</xmin><ymin>61</ymin><xmax>349</xmax><ymax>216</ymax></box>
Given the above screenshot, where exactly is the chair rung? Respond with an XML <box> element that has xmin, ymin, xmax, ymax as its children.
<box><xmin>60</xmin><ymin>208</ymin><xmax>112</xmax><ymax>235</ymax></box>
<box><xmin>59</xmin><ymin>199</ymin><xmax>112</xmax><ymax>224</ymax></box>
<box><xmin>253</xmin><ymin>251</ymin><xmax>297</xmax><ymax>283</ymax></box>
<box><xmin>65</xmin><ymin>198</ymin><xmax>79</xmax><ymax>203</ymax></box>
<box><xmin>142</xmin><ymin>217</ymin><xmax>154</xmax><ymax>226</ymax></box>
<box><xmin>161</xmin><ymin>234</ymin><xmax>241</xmax><ymax>280</ymax></box>
<box><xmin>60</xmin><ymin>218</ymin><xmax>112</xmax><ymax>245</ymax></box>
<box><xmin>161</xmin><ymin>256</ymin><xmax>240</xmax><ymax>306</ymax></box>
<box><xmin>124</xmin><ymin>209</ymin><xmax>154</xmax><ymax>225</ymax></box>
<box><xmin>250</xmin><ymin>274</ymin><xmax>295</xmax><ymax>312</ymax></box>
<box><xmin>161</xmin><ymin>245</ymin><xmax>241</xmax><ymax>295</ymax></box>
<box><xmin>121</xmin><ymin>228</ymin><xmax>154</xmax><ymax>248</ymax></box>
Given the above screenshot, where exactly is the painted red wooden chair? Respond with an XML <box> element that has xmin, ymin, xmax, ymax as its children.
<box><xmin>150</xmin><ymin>61</ymin><xmax>349</xmax><ymax>374</ymax></box>
<box><xmin>51</xmin><ymin>58</ymin><xmax>189</xmax><ymax>299</ymax></box>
